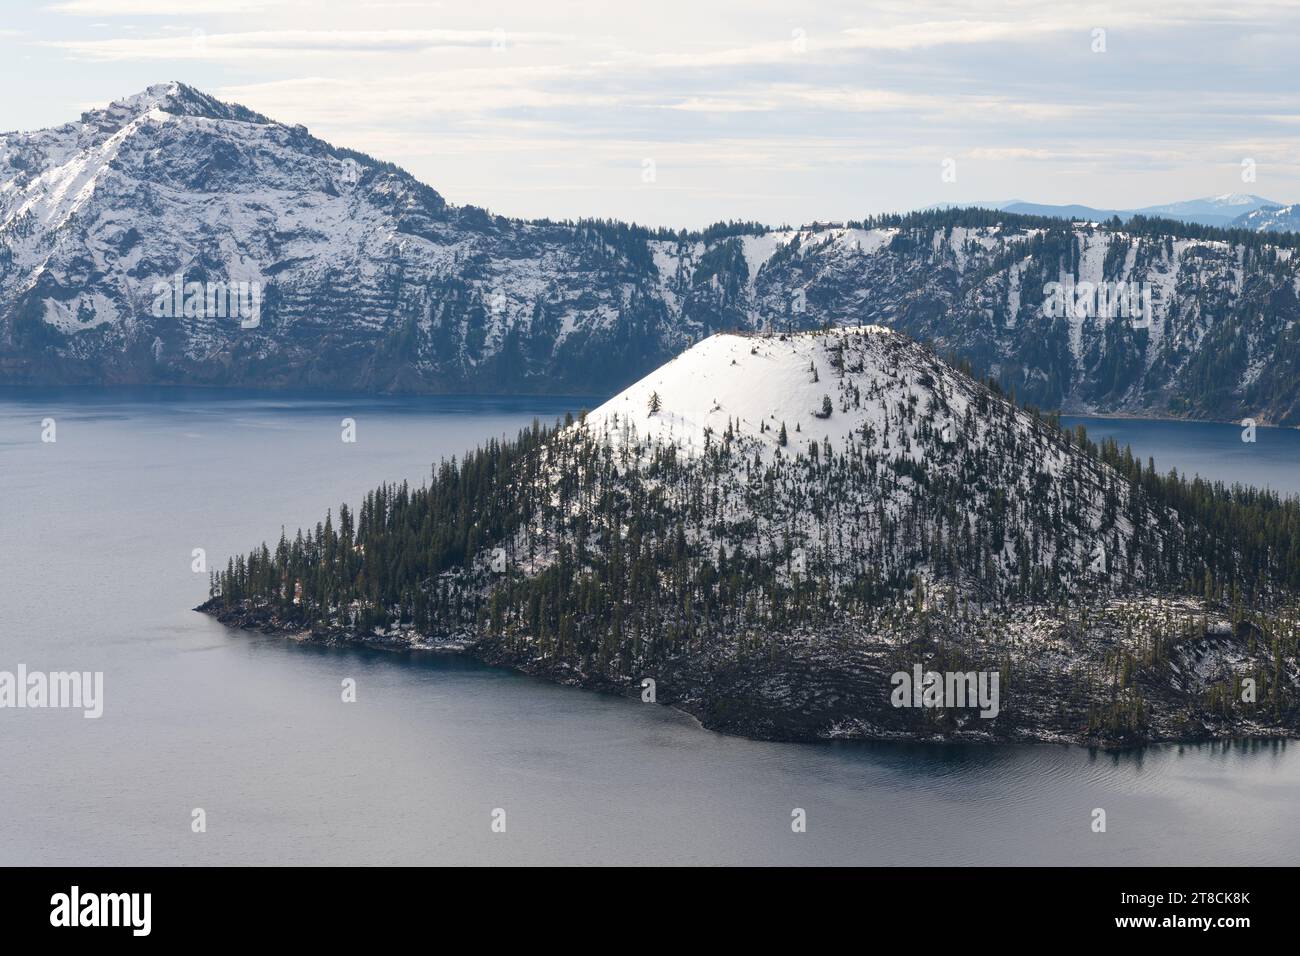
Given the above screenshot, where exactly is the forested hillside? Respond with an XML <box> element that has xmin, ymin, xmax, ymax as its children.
<box><xmin>203</xmin><ymin>328</ymin><xmax>1300</xmax><ymax>743</ymax></box>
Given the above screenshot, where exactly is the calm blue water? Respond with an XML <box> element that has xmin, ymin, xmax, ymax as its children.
<box><xmin>1</xmin><ymin>393</ymin><xmax>1297</xmax><ymax>865</ymax></box>
<box><xmin>1063</xmin><ymin>415</ymin><xmax>1300</xmax><ymax>497</ymax></box>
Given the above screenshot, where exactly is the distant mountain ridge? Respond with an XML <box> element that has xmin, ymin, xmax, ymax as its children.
<box><xmin>3</xmin><ymin>82</ymin><xmax>1300</xmax><ymax>424</ymax></box>
<box><xmin>937</xmin><ymin>194</ymin><xmax>1291</xmax><ymax>229</ymax></box>
<box><xmin>1231</xmin><ymin>203</ymin><xmax>1300</xmax><ymax>234</ymax></box>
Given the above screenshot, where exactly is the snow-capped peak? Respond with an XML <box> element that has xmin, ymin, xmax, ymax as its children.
<box><xmin>79</xmin><ymin>81</ymin><xmax>273</xmax><ymax>133</ymax></box>
<box><xmin>582</xmin><ymin>326</ymin><xmax>983</xmax><ymax>470</ymax></box>
<box><xmin>1207</xmin><ymin>192</ymin><xmax>1266</xmax><ymax>207</ymax></box>
<box><xmin>102</xmin><ymin>81</ymin><xmax>190</xmax><ymax>115</ymax></box>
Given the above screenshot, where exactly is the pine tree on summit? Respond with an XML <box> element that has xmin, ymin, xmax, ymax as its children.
<box><xmin>648</xmin><ymin>391</ymin><xmax>662</xmax><ymax>416</ymax></box>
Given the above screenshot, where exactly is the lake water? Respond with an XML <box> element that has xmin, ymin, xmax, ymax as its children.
<box><xmin>2</xmin><ymin>390</ymin><xmax>1298</xmax><ymax>866</ymax></box>
<box><xmin>1062</xmin><ymin>415</ymin><xmax>1300</xmax><ymax>497</ymax></box>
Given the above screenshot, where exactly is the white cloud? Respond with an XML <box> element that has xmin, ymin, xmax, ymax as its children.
<box><xmin>46</xmin><ymin>0</ymin><xmax>273</xmax><ymax>12</ymax></box>
<box><xmin>22</xmin><ymin>0</ymin><xmax>1300</xmax><ymax>223</ymax></box>
<box><xmin>44</xmin><ymin>28</ymin><xmax>569</xmax><ymax>61</ymax></box>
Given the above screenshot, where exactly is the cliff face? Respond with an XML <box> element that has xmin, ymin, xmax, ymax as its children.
<box><xmin>5</xmin><ymin>84</ymin><xmax>1300</xmax><ymax>423</ymax></box>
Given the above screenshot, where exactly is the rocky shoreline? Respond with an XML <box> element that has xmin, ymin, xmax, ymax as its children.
<box><xmin>198</xmin><ymin>597</ymin><xmax>1300</xmax><ymax>749</ymax></box>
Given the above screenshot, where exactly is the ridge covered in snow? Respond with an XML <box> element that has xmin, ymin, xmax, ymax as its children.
<box><xmin>3</xmin><ymin>83</ymin><xmax>1300</xmax><ymax>424</ymax></box>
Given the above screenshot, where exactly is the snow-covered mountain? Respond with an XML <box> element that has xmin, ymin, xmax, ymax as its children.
<box><xmin>4</xmin><ymin>83</ymin><xmax>1300</xmax><ymax>423</ymax></box>
<box><xmin>205</xmin><ymin>327</ymin><xmax>1300</xmax><ymax>743</ymax></box>
<box><xmin>957</xmin><ymin>194</ymin><xmax>1285</xmax><ymax>228</ymax></box>
<box><xmin>576</xmin><ymin>327</ymin><xmax>1176</xmax><ymax>601</ymax></box>
<box><xmin>1230</xmin><ymin>203</ymin><xmax>1300</xmax><ymax>234</ymax></box>
<box><xmin>0</xmin><ymin>81</ymin><xmax>671</xmax><ymax>394</ymax></box>
<box><xmin>1140</xmin><ymin>193</ymin><xmax>1279</xmax><ymax>226</ymax></box>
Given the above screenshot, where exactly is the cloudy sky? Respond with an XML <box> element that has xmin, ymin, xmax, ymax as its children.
<box><xmin>3</xmin><ymin>0</ymin><xmax>1299</xmax><ymax>227</ymax></box>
